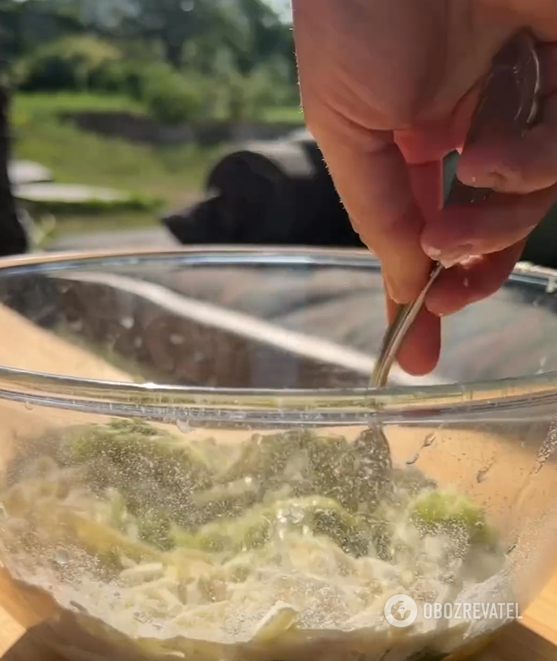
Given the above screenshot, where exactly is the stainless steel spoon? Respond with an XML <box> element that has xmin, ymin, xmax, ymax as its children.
<box><xmin>371</xmin><ymin>31</ymin><xmax>542</xmax><ymax>390</ymax></box>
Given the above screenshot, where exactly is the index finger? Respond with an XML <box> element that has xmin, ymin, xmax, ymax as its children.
<box><xmin>313</xmin><ymin>122</ymin><xmax>433</xmax><ymax>304</ymax></box>
<box><xmin>310</xmin><ymin>121</ymin><xmax>443</xmax><ymax>374</ymax></box>
<box><xmin>291</xmin><ymin>0</ymin><xmax>441</xmax><ymax>303</ymax></box>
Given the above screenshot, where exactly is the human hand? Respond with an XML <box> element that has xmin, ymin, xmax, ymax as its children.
<box><xmin>292</xmin><ymin>0</ymin><xmax>557</xmax><ymax>376</ymax></box>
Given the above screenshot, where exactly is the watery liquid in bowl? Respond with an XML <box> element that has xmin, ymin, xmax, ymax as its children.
<box><xmin>0</xmin><ymin>419</ymin><xmax>519</xmax><ymax>661</ymax></box>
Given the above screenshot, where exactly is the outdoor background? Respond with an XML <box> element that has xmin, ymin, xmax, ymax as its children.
<box><xmin>0</xmin><ymin>0</ymin><xmax>302</xmax><ymax>247</ymax></box>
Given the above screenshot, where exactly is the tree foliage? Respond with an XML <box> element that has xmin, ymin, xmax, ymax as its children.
<box><xmin>0</xmin><ymin>0</ymin><xmax>299</xmax><ymax>121</ymax></box>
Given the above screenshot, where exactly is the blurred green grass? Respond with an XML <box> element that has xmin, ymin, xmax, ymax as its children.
<box><xmin>260</xmin><ymin>105</ymin><xmax>304</xmax><ymax>123</ymax></box>
<box><xmin>8</xmin><ymin>93</ymin><xmax>302</xmax><ymax>243</ymax></box>
<box><xmin>11</xmin><ymin>93</ymin><xmax>226</xmax><ymax>208</ymax></box>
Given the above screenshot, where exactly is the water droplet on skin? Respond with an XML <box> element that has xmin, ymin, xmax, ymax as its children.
<box><xmin>120</xmin><ymin>317</ymin><xmax>134</xmax><ymax>329</ymax></box>
<box><xmin>24</xmin><ymin>401</ymin><xmax>33</xmax><ymax>411</ymax></box>
<box><xmin>406</xmin><ymin>452</ymin><xmax>420</xmax><ymax>466</ymax></box>
<box><xmin>55</xmin><ymin>548</ymin><xmax>70</xmax><ymax>566</ymax></box>
<box><xmin>177</xmin><ymin>420</ymin><xmax>192</xmax><ymax>434</ymax></box>
<box><xmin>423</xmin><ymin>433</ymin><xmax>436</xmax><ymax>448</ymax></box>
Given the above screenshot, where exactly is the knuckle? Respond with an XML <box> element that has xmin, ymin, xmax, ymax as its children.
<box><xmin>303</xmin><ymin>95</ymin><xmax>390</xmax><ymax>154</ymax></box>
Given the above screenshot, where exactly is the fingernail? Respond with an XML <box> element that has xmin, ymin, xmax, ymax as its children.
<box><xmin>423</xmin><ymin>243</ymin><xmax>474</xmax><ymax>267</ymax></box>
<box><xmin>484</xmin><ymin>171</ymin><xmax>508</xmax><ymax>191</ymax></box>
<box><xmin>439</xmin><ymin>254</ymin><xmax>472</xmax><ymax>269</ymax></box>
<box><xmin>424</xmin><ymin>246</ymin><xmax>442</xmax><ymax>258</ymax></box>
<box><xmin>384</xmin><ymin>277</ymin><xmax>405</xmax><ymax>304</ymax></box>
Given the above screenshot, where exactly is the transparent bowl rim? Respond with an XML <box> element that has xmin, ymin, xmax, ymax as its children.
<box><xmin>1</xmin><ymin>245</ymin><xmax>557</xmax><ymax>426</ymax></box>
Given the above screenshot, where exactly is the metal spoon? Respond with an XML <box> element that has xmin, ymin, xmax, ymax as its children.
<box><xmin>371</xmin><ymin>31</ymin><xmax>542</xmax><ymax>390</ymax></box>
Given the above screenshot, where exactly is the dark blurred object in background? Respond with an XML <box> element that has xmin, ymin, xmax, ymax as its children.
<box><xmin>163</xmin><ymin>129</ymin><xmax>362</xmax><ymax>248</ymax></box>
<box><xmin>164</xmin><ymin>129</ymin><xmax>557</xmax><ymax>270</ymax></box>
<box><xmin>0</xmin><ymin>85</ymin><xmax>28</xmax><ymax>257</ymax></box>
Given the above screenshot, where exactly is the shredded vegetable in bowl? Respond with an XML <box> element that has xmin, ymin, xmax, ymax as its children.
<box><xmin>0</xmin><ymin>420</ymin><xmax>515</xmax><ymax>661</ymax></box>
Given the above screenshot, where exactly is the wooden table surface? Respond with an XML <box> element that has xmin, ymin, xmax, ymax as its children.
<box><xmin>0</xmin><ymin>302</ymin><xmax>556</xmax><ymax>661</ymax></box>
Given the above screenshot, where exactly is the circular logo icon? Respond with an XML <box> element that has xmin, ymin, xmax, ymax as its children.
<box><xmin>383</xmin><ymin>594</ymin><xmax>418</xmax><ymax>628</ymax></box>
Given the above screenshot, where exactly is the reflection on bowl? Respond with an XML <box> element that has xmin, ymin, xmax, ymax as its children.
<box><xmin>0</xmin><ymin>247</ymin><xmax>556</xmax><ymax>661</ymax></box>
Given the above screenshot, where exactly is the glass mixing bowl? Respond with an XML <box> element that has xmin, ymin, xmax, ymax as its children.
<box><xmin>1</xmin><ymin>247</ymin><xmax>557</xmax><ymax>661</ymax></box>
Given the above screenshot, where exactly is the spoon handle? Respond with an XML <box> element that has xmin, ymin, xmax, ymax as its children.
<box><xmin>370</xmin><ymin>32</ymin><xmax>542</xmax><ymax>389</ymax></box>
<box><xmin>371</xmin><ymin>263</ymin><xmax>444</xmax><ymax>387</ymax></box>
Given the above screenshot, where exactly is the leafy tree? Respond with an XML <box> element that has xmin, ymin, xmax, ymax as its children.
<box><xmin>59</xmin><ymin>0</ymin><xmax>294</xmax><ymax>73</ymax></box>
<box><xmin>2</xmin><ymin>0</ymin><xmax>299</xmax><ymax>116</ymax></box>
<box><xmin>0</xmin><ymin>0</ymin><xmax>85</xmax><ymax>67</ymax></box>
